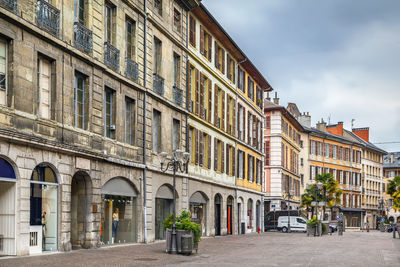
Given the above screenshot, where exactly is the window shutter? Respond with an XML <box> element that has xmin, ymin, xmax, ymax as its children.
<box><xmin>208</xmin><ymin>80</ymin><xmax>212</xmax><ymax>122</ymax></box>
<box><xmin>232</xmin><ymin>60</ymin><xmax>236</xmax><ymax>82</ymax></box>
<box><xmin>190</xmin><ymin>16</ymin><xmax>196</xmax><ymax>47</ymax></box>
<box><xmin>221</xmin><ymin>90</ymin><xmax>225</xmax><ymax>131</ymax></box>
<box><xmin>227</xmin><ymin>56</ymin><xmax>231</xmax><ymax>79</ymax></box>
<box><xmin>195</xmin><ymin>69</ymin><xmax>199</xmax><ymax>115</ymax></box>
<box><xmin>237</xmin><ymin>150</ymin><xmax>240</xmax><ymax>177</ymax></box>
<box><xmin>200</xmin><ymin>25</ymin><xmax>204</xmax><ymax>55</ymax></box>
<box><xmin>243</xmin><ymin>107</ymin><xmax>246</xmax><ymax>141</ymax></box>
<box><xmin>208</xmin><ymin>35</ymin><xmax>212</xmax><ymax>61</ymax></box>
<box><xmin>232</xmin><ymin>99</ymin><xmax>236</xmax><ymax>137</ymax></box>
<box><xmin>214</xmin><ymin>41</ymin><xmax>218</xmax><ymax>68</ymax></box>
<box><xmin>200</xmin><ymin>73</ymin><xmax>204</xmax><ymax>119</ymax></box>
<box><xmin>226</xmin><ymin>143</ymin><xmax>229</xmax><ymax>174</ymax></box>
<box><xmin>247</xmin><ymin>111</ymin><xmax>250</xmax><ymax>144</ymax></box>
<box><xmin>247</xmin><ymin>155</ymin><xmax>250</xmax><ymax>181</ymax></box>
<box><xmin>221</xmin><ymin>50</ymin><xmax>225</xmax><ymax>74</ymax></box>
<box><xmin>199</xmin><ymin>132</ymin><xmax>203</xmax><ymax>166</ymax></box>
<box><xmin>221</xmin><ymin>141</ymin><xmax>225</xmax><ymax>172</ymax></box>
<box><xmin>232</xmin><ymin>147</ymin><xmax>235</xmax><ymax>176</ymax></box>
<box><xmin>214</xmin><ymin>85</ymin><xmax>218</xmax><ymax>126</ymax></box>
<box><xmin>214</xmin><ymin>138</ymin><xmax>218</xmax><ymax>171</ymax></box>
<box><xmin>195</xmin><ymin>129</ymin><xmax>199</xmax><ymax>165</ymax></box>
<box><xmin>227</xmin><ymin>97</ymin><xmax>231</xmax><ymax>134</ymax></box>
<box><xmin>208</xmin><ymin>135</ymin><xmax>211</xmax><ymax>168</ymax></box>
<box><xmin>188</xmin><ymin>65</ymin><xmax>192</xmax><ymax>111</ymax></box>
<box><xmin>252</xmin><ymin>115</ymin><xmax>257</xmax><ymax>147</ymax></box>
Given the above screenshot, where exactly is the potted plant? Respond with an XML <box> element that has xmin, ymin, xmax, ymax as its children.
<box><xmin>306</xmin><ymin>215</ymin><xmax>322</xmax><ymax>236</ymax></box>
<box><xmin>163</xmin><ymin>210</ymin><xmax>201</xmax><ymax>254</ymax></box>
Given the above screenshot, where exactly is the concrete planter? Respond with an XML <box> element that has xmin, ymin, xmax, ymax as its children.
<box><xmin>165</xmin><ymin>229</ymin><xmax>194</xmax><ymax>254</ymax></box>
<box><xmin>307</xmin><ymin>224</ymin><xmax>322</xmax><ymax>236</ymax></box>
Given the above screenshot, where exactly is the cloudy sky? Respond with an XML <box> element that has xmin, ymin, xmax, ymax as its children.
<box><xmin>203</xmin><ymin>0</ymin><xmax>400</xmax><ymax>152</ymax></box>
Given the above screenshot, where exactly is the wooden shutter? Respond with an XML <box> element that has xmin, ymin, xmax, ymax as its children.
<box><xmin>200</xmin><ymin>25</ymin><xmax>204</xmax><ymax>55</ymax></box>
<box><xmin>237</xmin><ymin>150</ymin><xmax>240</xmax><ymax>177</ymax></box>
<box><xmin>232</xmin><ymin>147</ymin><xmax>235</xmax><ymax>176</ymax></box>
<box><xmin>199</xmin><ymin>132</ymin><xmax>204</xmax><ymax>166</ymax></box>
<box><xmin>243</xmin><ymin>107</ymin><xmax>246</xmax><ymax>141</ymax></box>
<box><xmin>189</xmin><ymin>16</ymin><xmax>196</xmax><ymax>47</ymax></box>
<box><xmin>208</xmin><ymin>34</ymin><xmax>212</xmax><ymax>61</ymax></box>
<box><xmin>195</xmin><ymin>129</ymin><xmax>199</xmax><ymax>165</ymax></box>
<box><xmin>214</xmin><ymin>41</ymin><xmax>218</xmax><ymax>68</ymax></box>
<box><xmin>221</xmin><ymin>141</ymin><xmax>225</xmax><ymax>172</ymax></box>
<box><xmin>221</xmin><ymin>49</ymin><xmax>225</xmax><ymax>74</ymax></box>
<box><xmin>195</xmin><ymin>69</ymin><xmax>199</xmax><ymax>115</ymax></box>
<box><xmin>253</xmin><ymin>115</ymin><xmax>257</xmax><ymax>147</ymax></box>
<box><xmin>226</xmin><ymin>97</ymin><xmax>231</xmax><ymax>134</ymax></box>
<box><xmin>247</xmin><ymin>111</ymin><xmax>251</xmax><ymax>144</ymax></box>
<box><xmin>188</xmin><ymin>64</ymin><xmax>192</xmax><ymax>111</ymax></box>
<box><xmin>233</xmin><ymin>100</ymin><xmax>236</xmax><ymax>137</ymax></box>
<box><xmin>214</xmin><ymin>138</ymin><xmax>218</xmax><ymax>171</ymax></box>
<box><xmin>221</xmin><ymin>90</ymin><xmax>225</xmax><ymax>131</ymax></box>
<box><xmin>232</xmin><ymin>61</ymin><xmax>236</xmax><ymax>83</ymax></box>
<box><xmin>200</xmin><ymin>73</ymin><xmax>204</xmax><ymax>119</ymax></box>
<box><xmin>208</xmin><ymin>135</ymin><xmax>211</xmax><ymax>168</ymax></box>
<box><xmin>226</xmin><ymin>143</ymin><xmax>229</xmax><ymax>174</ymax></box>
<box><xmin>208</xmin><ymin>80</ymin><xmax>212</xmax><ymax>122</ymax></box>
<box><xmin>214</xmin><ymin>85</ymin><xmax>218</xmax><ymax>126</ymax></box>
<box><xmin>227</xmin><ymin>56</ymin><xmax>231</xmax><ymax>80</ymax></box>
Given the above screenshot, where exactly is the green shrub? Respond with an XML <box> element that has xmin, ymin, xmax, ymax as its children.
<box><xmin>163</xmin><ymin>210</ymin><xmax>202</xmax><ymax>243</ymax></box>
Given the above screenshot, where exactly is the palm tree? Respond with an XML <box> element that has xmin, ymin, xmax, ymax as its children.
<box><xmin>387</xmin><ymin>176</ymin><xmax>400</xmax><ymax>210</ymax></box>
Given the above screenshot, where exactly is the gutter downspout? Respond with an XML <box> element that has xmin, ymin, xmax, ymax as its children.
<box><xmin>142</xmin><ymin>0</ymin><xmax>148</xmax><ymax>244</ymax></box>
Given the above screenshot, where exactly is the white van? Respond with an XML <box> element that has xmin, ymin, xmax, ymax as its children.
<box><xmin>277</xmin><ymin>216</ymin><xmax>307</xmax><ymax>232</ymax></box>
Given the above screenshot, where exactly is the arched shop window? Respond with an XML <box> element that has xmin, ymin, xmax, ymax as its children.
<box><xmin>247</xmin><ymin>199</ymin><xmax>253</xmax><ymax>229</ymax></box>
<box><xmin>30</xmin><ymin>164</ymin><xmax>58</xmax><ymax>253</ymax></box>
<box><xmin>0</xmin><ymin>158</ymin><xmax>16</xmax><ymax>180</ymax></box>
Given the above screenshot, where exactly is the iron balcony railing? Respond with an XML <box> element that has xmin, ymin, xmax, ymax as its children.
<box><xmin>0</xmin><ymin>0</ymin><xmax>17</xmax><ymax>13</ymax></box>
<box><xmin>126</xmin><ymin>57</ymin><xmax>139</xmax><ymax>82</ymax></box>
<box><xmin>104</xmin><ymin>42</ymin><xmax>120</xmax><ymax>71</ymax></box>
<box><xmin>37</xmin><ymin>0</ymin><xmax>60</xmax><ymax>36</ymax></box>
<box><xmin>74</xmin><ymin>22</ymin><xmax>92</xmax><ymax>55</ymax></box>
<box><xmin>153</xmin><ymin>73</ymin><xmax>164</xmax><ymax>96</ymax></box>
<box><xmin>173</xmin><ymin>86</ymin><xmax>183</xmax><ymax>106</ymax></box>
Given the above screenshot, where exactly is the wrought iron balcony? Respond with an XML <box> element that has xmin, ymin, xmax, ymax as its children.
<box><xmin>74</xmin><ymin>22</ymin><xmax>92</xmax><ymax>55</ymax></box>
<box><xmin>153</xmin><ymin>73</ymin><xmax>164</xmax><ymax>96</ymax></box>
<box><xmin>104</xmin><ymin>42</ymin><xmax>120</xmax><ymax>71</ymax></box>
<box><xmin>37</xmin><ymin>0</ymin><xmax>60</xmax><ymax>36</ymax></box>
<box><xmin>0</xmin><ymin>0</ymin><xmax>17</xmax><ymax>13</ymax></box>
<box><xmin>126</xmin><ymin>57</ymin><xmax>139</xmax><ymax>82</ymax></box>
<box><xmin>173</xmin><ymin>86</ymin><xmax>183</xmax><ymax>106</ymax></box>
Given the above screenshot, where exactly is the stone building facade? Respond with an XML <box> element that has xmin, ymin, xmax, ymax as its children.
<box><xmin>383</xmin><ymin>152</ymin><xmax>400</xmax><ymax>223</ymax></box>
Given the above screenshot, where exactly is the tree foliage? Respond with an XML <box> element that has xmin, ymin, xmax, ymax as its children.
<box><xmin>163</xmin><ymin>210</ymin><xmax>202</xmax><ymax>243</ymax></box>
<box><xmin>387</xmin><ymin>176</ymin><xmax>400</xmax><ymax>210</ymax></box>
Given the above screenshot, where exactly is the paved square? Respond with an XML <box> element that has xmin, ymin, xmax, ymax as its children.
<box><xmin>1</xmin><ymin>231</ymin><xmax>399</xmax><ymax>266</ymax></box>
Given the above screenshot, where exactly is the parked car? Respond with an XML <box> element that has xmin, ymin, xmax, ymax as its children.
<box><xmin>264</xmin><ymin>210</ymin><xmax>301</xmax><ymax>231</ymax></box>
<box><xmin>277</xmin><ymin>216</ymin><xmax>307</xmax><ymax>232</ymax></box>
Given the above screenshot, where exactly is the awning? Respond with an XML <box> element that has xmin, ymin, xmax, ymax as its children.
<box><xmin>340</xmin><ymin>208</ymin><xmax>365</xmax><ymax>213</ymax></box>
<box><xmin>101</xmin><ymin>178</ymin><xmax>137</xmax><ymax>197</ymax></box>
<box><xmin>156</xmin><ymin>185</ymin><xmax>174</xmax><ymax>199</ymax></box>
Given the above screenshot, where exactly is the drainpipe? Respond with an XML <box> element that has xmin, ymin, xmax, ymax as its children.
<box><xmin>142</xmin><ymin>0</ymin><xmax>148</xmax><ymax>244</ymax></box>
<box><xmin>185</xmin><ymin>9</ymin><xmax>189</xmax><ymax>211</ymax></box>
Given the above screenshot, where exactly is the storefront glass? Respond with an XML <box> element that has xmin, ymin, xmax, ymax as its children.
<box><xmin>155</xmin><ymin>198</ymin><xmax>172</xmax><ymax>240</ymax></box>
<box><xmin>190</xmin><ymin>203</ymin><xmax>206</xmax><ymax>235</ymax></box>
<box><xmin>101</xmin><ymin>195</ymin><xmax>137</xmax><ymax>245</ymax></box>
<box><xmin>30</xmin><ymin>165</ymin><xmax>58</xmax><ymax>252</ymax></box>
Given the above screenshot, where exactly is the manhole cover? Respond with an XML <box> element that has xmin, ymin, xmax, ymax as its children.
<box><xmin>135</xmin><ymin>258</ymin><xmax>158</xmax><ymax>261</ymax></box>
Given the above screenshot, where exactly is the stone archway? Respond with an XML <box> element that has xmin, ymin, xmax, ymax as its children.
<box><xmin>71</xmin><ymin>171</ymin><xmax>92</xmax><ymax>249</ymax></box>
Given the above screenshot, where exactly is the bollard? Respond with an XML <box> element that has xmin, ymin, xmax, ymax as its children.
<box><xmin>393</xmin><ymin>224</ymin><xmax>397</xmax><ymax>239</ymax></box>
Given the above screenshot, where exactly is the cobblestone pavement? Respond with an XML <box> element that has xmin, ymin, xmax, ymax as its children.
<box><xmin>1</xmin><ymin>231</ymin><xmax>399</xmax><ymax>267</ymax></box>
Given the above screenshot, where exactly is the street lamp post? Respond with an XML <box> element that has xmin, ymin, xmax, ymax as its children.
<box><xmin>379</xmin><ymin>198</ymin><xmax>385</xmax><ymax>232</ymax></box>
<box><xmin>287</xmin><ymin>188</ymin><xmax>295</xmax><ymax>233</ymax></box>
<box><xmin>307</xmin><ymin>181</ymin><xmax>323</xmax><ymax>236</ymax></box>
<box><xmin>158</xmin><ymin>150</ymin><xmax>190</xmax><ymax>254</ymax></box>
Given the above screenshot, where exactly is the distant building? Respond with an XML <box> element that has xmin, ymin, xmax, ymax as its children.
<box><xmin>383</xmin><ymin>152</ymin><xmax>400</xmax><ymax>222</ymax></box>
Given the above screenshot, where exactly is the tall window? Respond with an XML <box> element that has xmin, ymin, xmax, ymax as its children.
<box><xmin>248</xmin><ymin>154</ymin><xmax>254</xmax><ymax>182</ymax></box>
<box><xmin>238</xmin><ymin>150</ymin><xmax>245</xmax><ymax>179</ymax></box>
<box><xmin>154</xmin><ymin>0</ymin><xmax>162</xmax><ymax>16</ymax></box>
<box><xmin>238</xmin><ymin>104</ymin><xmax>244</xmax><ymax>140</ymax></box>
<box><xmin>189</xmin><ymin>15</ymin><xmax>196</xmax><ymax>47</ymax></box>
<box><xmin>256</xmin><ymin>86</ymin><xmax>262</xmax><ymax>108</ymax></box>
<box><xmin>126</xmin><ymin>18</ymin><xmax>136</xmax><ymax>60</ymax></box>
<box><xmin>200</xmin><ymin>26</ymin><xmax>212</xmax><ymax>61</ymax></box>
<box><xmin>172</xmin><ymin>119</ymin><xmax>180</xmax><ymax>151</ymax></box>
<box><xmin>104</xmin><ymin>87</ymin><xmax>115</xmax><ymax>139</ymax></box>
<box><xmin>152</xmin><ymin>109</ymin><xmax>161</xmax><ymax>152</ymax></box>
<box><xmin>153</xmin><ymin>37</ymin><xmax>162</xmax><ymax>75</ymax></box>
<box><xmin>74</xmin><ymin>72</ymin><xmax>87</xmax><ymax>129</ymax></box>
<box><xmin>173</xmin><ymin>8</ymin><xmax>181</xmax><ymax>33</ymax></box>
<box><xmin>247</xmin><ymin>77</ymin><xmax>254</xmax><ymax>100</ymax></box>
<box><xmin>37</xmin><ymin>57</ymin><xmax>52</xmax><ymax>119</ymax></box>
<box><xmin>265</xmin><ymin>141</ymin><xmax>270</xmax><ymax>165</ymax></box>
<box><xmin>265</xmin><ymin>115</ymin><xmax>270</xmax><ymax>129</ymax></box>
<box><xmin>256</xmin><ymin>159</ymin><xmax>262</xmax><ymax>184</ymax></box>
<box><xmin>227</xmin><ymin>55</ymin><xmax>235</xmax><ymax>82</ymax></box>
<box><xmin>0</xmin><ymin>38</ymin><xmax>7</xmax><ymax>106</ymax></box>
<box><xmin>105</xmin><ymin>2</ymin><xmax>116</xmax><ymax>44</ymax></box>
<box><xmin>75</xmin><ymin>0</ymin><xmax>85</xmax><ymax>25</ymax></box>
<box><xmin>189</xmin><ymin>126</ymin><xmax>195</xmax><ymax>164</ymax></box>
<box><xmin>189</xmin><ymin>65</ymin><xmax>196</xmax><ymax>112</ymax></box>
<box><xmin>215</xmin><ymin>43</ymin><xmax>225</xmax><ymax>73</ymax></box>
<box><xmin>173</xmin><ymin>53</ymin><xmax>180</xmax><ymax>87</ymax></box>
<box><xmin>125</xmin><ymin>97</ymin><xmax>135</xmax><ymax>145</ymax></box>
<box><xmin>238</xmin><ymin>67</ymin><xmax>245</xmax><ymax>93</ymax></box>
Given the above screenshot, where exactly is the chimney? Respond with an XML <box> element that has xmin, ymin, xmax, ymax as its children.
<box><xmin>298</xmin><ymin>112</ymin><xmax>311</xmax><ymax>128</ymax></box>
<box><xmin>273</xmin><ymin>92</ymin><xmax>279</xmax><ymax>105</ymax></box>
<box><xmin>352</xmin><ymin>127</ymin><xmax>370</xmax><ymax>143</ymax></box>
<box><xmin>316</xmin><ymin>118</ymin><xmax>326</xmax><ymax>132</ymax></box>
<box><xmin>326</xmin><ymin>121</ymin><xmax>344</xmax><ymax>136</ymax></box>
<box><xmin>266</xmin><ymin>91</ymin><xmax>271</xmax><ymax>101</ymax></box>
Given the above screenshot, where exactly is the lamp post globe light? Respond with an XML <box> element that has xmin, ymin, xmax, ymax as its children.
<box><xmin>158</xmin><ymin>150</ymin><xmax>190</xmax><ymax>254</ymax></box>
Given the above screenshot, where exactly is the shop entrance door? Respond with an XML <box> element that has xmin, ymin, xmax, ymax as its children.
<box><xmin>227</xmin><ymin>196</ymin><xmax>233</xmax><ymax>235</ymax></box>
<box><xmin>0</xmin><ymin>181</ymin><xmax>16</xmax><ymax>255</ymax></box>
<box><xmin>214</xmin><ymin>194</ymin><xmax>222</xmax><ymax>236</ymax></box>
<box><xmin>155</xmin><ymin>198</ymin><xmax>172</xmax><ymax>240</ymax></box>
<box><xmin>256</xmin><ymin>201</ymin><xmax>260</xmax><ymax>231</ymax></box>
